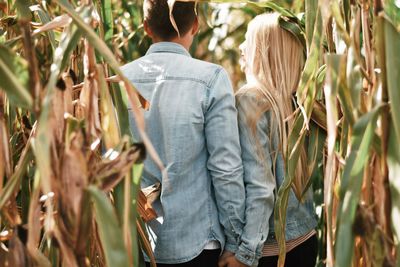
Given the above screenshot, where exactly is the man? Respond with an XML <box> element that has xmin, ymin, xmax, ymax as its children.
<box><xmin>121</xmin><ymin>1</ymin><xmax>248</xmax><ymax>266</ymax></box>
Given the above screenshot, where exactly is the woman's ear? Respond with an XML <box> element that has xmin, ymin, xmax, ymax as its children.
<box><xmin>191</xmin><ymin>17</ymin><xmax>199</xmax><ymax>35</ymax></box>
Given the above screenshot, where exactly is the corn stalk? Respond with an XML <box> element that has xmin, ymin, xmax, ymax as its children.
<box><xmin>0</xmin><ymin>1</ymin><xmax>156</xmax><ymax>266</ymax></box>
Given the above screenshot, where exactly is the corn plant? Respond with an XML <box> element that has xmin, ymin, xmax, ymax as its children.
<box><xmin>268</xmin><ymin>0</ymin><xmax>400</xmax><ymax>266</ymax></box>
<box><xmin>0</xmin><ymin>0</ymin><xmax>159</xmax><ymax>266</ymax></box>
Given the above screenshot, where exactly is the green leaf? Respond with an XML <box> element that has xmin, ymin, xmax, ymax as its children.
<box><xmin>113</xmin><ymin>162</ymin><xmax>144</xmax><ymax>267</ymax></box>
<box><xmin>15</xmin><ymin>0</ymin><xmax>32</xmax><ymax>19</ymax></box>
<box><xmin>274</xmin><ymin>113</ymin><xmax>306</xmax><ymax>267</ymax></box>
<box><xmin>329</xmin><ymin>0</ymin><xmax>350</xmax><ymax>45</ymax></box>
<box><xmin>131</xmin><ymin>164</ymin><xmax>144</xmax><ymax>266</ymax></box>
<box><xmin>55</xmin><ymin>0</ymin><xmax>123</xmax><ymax>78</ymax></box>
<box><xmin>101</xmin><ymin>0</ymin><xmax>114</xmax><ymax>43</ymax></box>
<box><xmin>59</xmin><ymin>25</ymin><xmax>82</xmax><ymax>72</ymax></box>
<box><xmin>384</xmin><ymin>0</ymin><xmax>400</xmax><ymax>32</ymax></box>
<box><xmin>335</xmin><ymin>104</ymin><xmax>384</xmax><ymax>267</ymax></box>
<box><xmin>278</xmin><ymin>16</ymin><xmax>306</xmax><ymax>52</ymax></box>
<box><xmin>307</xmin><ymin>122</ymin><xmax>325</xmax><ymax>185</ymax></box>
<box><xmin>0</xmin><ymin>142</ymin><xmax>33</xmax><ymax>210</ymax></box>
<box><xmin>385</xmin><ymin>19</ymin><xmax>400</xmax><ymax>148</ymax></box>
<box><xmin>344</xmin><ymin>47</ymin><xmax>362</xmax><ymax>116</ymax></box>
<box><xmin>248</xmin><ymin>1</ymin><xmax>297</xmax><ymax>18</ymax></box>
<box><xmin>0</xmin><ymin>45</ymin><xmax>32</xmax><ymax>109</ymax></box>
<box><xmin>31</xmin><ymin>6</ymin><xmax>57</xmax><ymax>50</ymax></box>
<box><xmin>297</xmin><ymin>6</ymin><xmax>323</xmax><ymax>108</ymax></box>
<box><xmin>388</xmin><ymin>124</ymin><xmax>400</xmax><ymax>266</ymax></box>
<box><xmin>88</xmin><ymin>186</ymin><xmax>130</xmax><ymax>267</ymax></box>
<box><xmin>305</xmin><ymin>0</ymin><xmax>317</xmax><ymax>49</ymax></box>
<box><xmin>110</xmin><ymin>81</ymin><xmax>133</xmax><ymax>138</ymax></box>
<box><xmin>273</xmin><ymin>6</ymin><xmax>325</xmax><ymax>267</ymax></box>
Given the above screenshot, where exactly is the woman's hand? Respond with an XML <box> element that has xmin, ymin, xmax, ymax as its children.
<box><xmin>218</xmin><ymin>251</ymin><xmax>249</xmax><ymax>267</ymax></box>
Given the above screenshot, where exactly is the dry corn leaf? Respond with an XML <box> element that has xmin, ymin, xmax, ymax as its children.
<box><xmin>0</xmin><ymin>118</ymin><xmax>8</xmax><ymax>188</ymax></box>
<box><xmin>141</xmin><ymin>182</ymin><xmax>161</xmax><ymax>205</ymax></box>
<box><xmin>167</xmin><ymin>0</ymin><xmax>180</xmax><ymax>38</ymax></box>
<box><xmin>51</xmin><ymin>88</ymin><xmax>67</xmax><ymax>145</ymax></box>
<box><xmin>62</xmin><ymin>72</ymin><xmax>74</xmax><ymax>116</ymax></box>
<box><xmin>73</xmin><ymin>100</ymin><xmax>86</xmax><ymax>120</ymax></box>
<box><xmin>137</xmin><ymin>190</ymin><xmax>157</xmax><ymax>222</ymax></box>
<box><xmin>32</xmin><ymin>14</ymin><xmax>72</xmax><ymax>36</ymax></box>
<box><xmin>80</xmin><ymin>78</ymin><xmax>101</xmax><ymax>140</ymax></box>
<box><xmin>80</xmin><ymin>41</ymin><xmax>102</xmax><ymax>141</ymax></box>
<box><xmin>53</xmin><ymin>226</ymin><xmax>79</xmax><ymax>267</ymax></box>
<box><xmin>137</xmin><ymin>220</ymin><xmax>156</xmax><ymax>267</ymax></box>
<box><xmin>60</xmin><ymin>131</ymin><xmax>88</xmax><ymax>219</ymax></box>
<box><xmin>0</xmin><ymin>92</ymin><xmax>11</xmax><ymax>182</ymax></box>
<box><xmin>7</xmin><ymin>233</ymin><xmax>28</xmax><ymax>267</ymax></box>
<box><xmin>26</xmin><ymin>184</ymin><xmax>51</xmax><ymax>267</ymax></box>
<box><xmin>97</xmin><ymin>144</ymin><xmax>145</xmax><ymax>192</ymax></box>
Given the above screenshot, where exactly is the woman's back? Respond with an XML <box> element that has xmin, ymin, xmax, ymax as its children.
<box><xmin>234</xmin><ymin>12</ymin><xmax>319</xmax><ymax>266</ymax></box>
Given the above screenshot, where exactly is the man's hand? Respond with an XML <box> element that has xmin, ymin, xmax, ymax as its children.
<box><xmin>218</xmin><ymin>251</ymin><xmax>249</xmax><ymax>267</ymax></box>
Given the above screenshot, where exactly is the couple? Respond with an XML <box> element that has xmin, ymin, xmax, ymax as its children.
<box><xmin>122</xmin><ymin>1</ymin><xmax>317</xmax><ymax>267</ymax></box>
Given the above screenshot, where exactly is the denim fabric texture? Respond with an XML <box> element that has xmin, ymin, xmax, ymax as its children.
<box><xmin>236</xmin><ymin>91</ymin><xmax>317</xmax><ymax>267</ymax></box>
<box><xmin>121</xmin><ymin>42</ymin><xmax>246</xmax><ymax>264</ymax></box>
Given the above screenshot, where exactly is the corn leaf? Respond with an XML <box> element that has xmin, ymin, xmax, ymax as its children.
<box><xmin>324</xmin><ymin>54</ymin><xmax>343</xmax><ymax>267</ymax></box>
<box><xmin>249</xmin><ymin>1</ymin><xmax>296</xmax><ymax>18</ymax></box>
<box><xmin>30</xmin><ymin>5</ymin><xmax>57</xmax><ymax>50</ymax></box>
<box><xmin>100</xmin><ymin>0</ymin><xmax>114</xmax><ymax>44</ymax></box>
<box><xmin>385</xmin><ymin>19</ymin><xmax>400</xmax><ymax>147</ymax></box>
<box><xmin>98</xmin><ymin>65</ymin><xmax>120</xmax><ymax>149</ymax></box>
<box><xmin>297</xmin><ymin>5</ymin><xmax>323</xmax><ymax>107</ymax></box>
<box><xmin>15</xmin><ymin>0</ymin><xmax>32</xmax><ymax>20</ymax></box>
<box><xmin>0</xmin><ymin>143</ymin><xmax>33</xmax><ymax>210</ymax></box>
<box><xmin>274</xmin><ymin>5</ymin><xmax>324</xmax><ymax>267</ymax></box>
<box><xmin>34</xmin><ymin>19</ymin><xmax>82</xmax><ymax>196</ymax></box>
<box><xmin>55</xmin><ymin>0</ymin><xmax>130</xmax><ymax>84</ymax></box>
<box><xmin>384</xmin><ymin>0</ymin><xmax>400</xmax><ymax>31</ymax></box>
<box><xmin>88</xmin><ymin>185</ymin><xmax>130</xmax><ymax>267</ymax></box>
<box><xmin>110</xmin><ymin>83</ymin><xmax>132</xmax><ymax>138</ymax></box>
<box><xmin>335</xmin><ymin>104</ymin><xmax>384</xmax><ymax>267</ymax></box>
<box><xmin>0</xmin><ymin>45</ymin><xmax>32</xmax><ymax>109</ymax></box>
<box><xmin>388</xmin><ymin>124</ymin><xmax>400</xmax><ymax>266</ymax></box>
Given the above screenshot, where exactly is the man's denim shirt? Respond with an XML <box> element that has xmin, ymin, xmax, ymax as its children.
<box><xmin>236</xmin><ymin>90</ymin><xmax>317</xmax><ymax>266</ymax></box>
<box><xmin>121</xmin><ymin>42</ymin><xmax>246</xmax><ymax>264</ymax></box>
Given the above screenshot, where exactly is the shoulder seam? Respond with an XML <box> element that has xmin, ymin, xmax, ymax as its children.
<box><xmin>205</xmin><ymin>67</ymin><xmax>224</xmax><ymax>111</ymax></box>
<box><xmin>207</xmin><ymin>67</ymin><xmax>223</xmax><ymax>88</ymax></box>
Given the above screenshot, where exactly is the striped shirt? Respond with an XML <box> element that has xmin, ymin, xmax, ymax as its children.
<box><xmin>262</xmin><ymin>230</ymin><xmax>316</xmax><ymax>257</ymax></box>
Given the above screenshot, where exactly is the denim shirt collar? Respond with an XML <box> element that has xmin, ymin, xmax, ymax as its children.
<box><xmin>146</xmin><ymin>42</ymin><xmax>191</xmax><ymax>57</ymax></box>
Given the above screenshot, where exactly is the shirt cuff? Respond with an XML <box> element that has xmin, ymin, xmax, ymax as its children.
<box><xmin>235</xmin><ymin>244</ymin><xmax>261</xmax><ymax>267</ymax></box>
<box><xmin>224</xmin><ymin>241</ymin><xmax>238</xmax><ymax>254</ymax></box>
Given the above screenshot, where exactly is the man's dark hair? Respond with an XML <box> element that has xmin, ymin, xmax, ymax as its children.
<box><xmin>143</xmin><ymin>0</ymin><xmax>197</xmax><ymax>40</ymax></box>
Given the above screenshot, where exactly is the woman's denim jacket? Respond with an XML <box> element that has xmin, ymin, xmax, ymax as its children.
<box><xmin>236</xmin><ymin>89</ymin><xmax>317</xmax><ymax>266</ymax></box>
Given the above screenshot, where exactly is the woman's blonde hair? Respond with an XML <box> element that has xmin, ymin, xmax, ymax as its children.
<box><xmin>241</xmin><ymin>12</ymin><xmax>308</xmax><ymax>199</ymax></box>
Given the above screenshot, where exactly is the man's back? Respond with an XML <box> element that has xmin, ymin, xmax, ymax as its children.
<box><xmin>122</xmin><ymin>42</ymin><xmax>244</xmax><ymax>264</ymax></box>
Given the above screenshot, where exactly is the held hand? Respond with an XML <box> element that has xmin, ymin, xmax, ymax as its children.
<box><xmin>218</xmin><ymin>251</ymin><xmax>249</xmax><ymax>267</ymax></box>
<box><xmin>219</xmin><ymin>251</ymin><xmax>234</xmax><ymax>266</ymax></box>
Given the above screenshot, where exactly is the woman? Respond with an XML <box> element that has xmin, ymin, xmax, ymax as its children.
<box><xmin>222</xmin><ymin>13</ymin><xmax>318</xmax><ymax>267</ymax></box>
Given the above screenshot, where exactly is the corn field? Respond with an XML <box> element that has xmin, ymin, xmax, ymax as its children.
<box><xmin>0</xmin><ymin>0</ymin><xmax>399</xmax><ymax>267</ymax></box>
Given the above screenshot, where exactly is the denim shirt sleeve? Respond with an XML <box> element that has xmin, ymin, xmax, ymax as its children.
<box><xmin>235</xmin><ymin>94</ymin><xmax>276</xmax><ymax>267</ymax></box>
<box><xmin>205</xmin><ymin>68</ymin><xmax>245</xmax><ymax>253</ymax></box>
